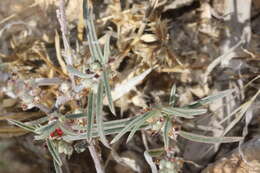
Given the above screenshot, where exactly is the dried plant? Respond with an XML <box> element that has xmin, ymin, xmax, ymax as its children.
<box><xmin>2</xmin><ymin>0</ymin><xmax>250</xmax><ymax>173</ymax></box>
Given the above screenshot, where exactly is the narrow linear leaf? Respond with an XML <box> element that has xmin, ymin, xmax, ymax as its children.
<box><xmin>127</xmin><ymin>110</ymin><xmax>160</xmax><ymax>143</ymax></box>
<box><xmin>89</xmin><ymin>11</ymin><xmax>104</xmax><ymax>63</ymax></box>
<box><xmin>97</xmin><ymin>116</ymin><xmax>137</xmax><ymax>130</ymax></box>
<box><xmin>87</xmin><ymin>24</ymin><xmax>101</xmax><ymax>62</ymax></box>
<box><xmin>70</xmin><ymin>114</ymin><xmax>139</xmax><ymax>130</ymax></box>
<box><xmin>103</xmin><ymin>124</ymin><xmax>148</xmax><ymax>136</ymax></box>
<box><xmin>65</xmin><ymin>112</ymin><xmax>136</xmax><ymax>121</ymax></box>
<box><xmin>64</xmin><ymin>124</ymin><xmax>149</xmax><ymax>142</ymax></box>
<box><xmin>7</xmin><ymin>119</ymin><xmax>36</xmax><ymax>132</ymax></box>
<box><xmin>103</xmin><ymin>33</ymin><xmax>111</xmax><ymax>64</ymax></box>
<box><xmin>169</xmin><ymin>84</ymin><xmax>177</xmax><ymax>106</ymax></box>
<box><xmin>96</xmin><ymin>81</ymin><xmax>110</xmax><ymax>148</ymax></box>
<box><xmin>178</xmin><ymin>130</ymin><xmax>243</xmax><ymax>144</ymax></box>
<box><xmin>163</xmin><ymin>117</ymin><xmax>172</xmax><ymax>150</ymax></box>
<box><xmin>27</xmin><ymin>116</ymin><xmax>48</xmax><ymax>125</ymax></box>
<box><xmin>173</xmin><ymin>107</ymin><xmax>207</xmax><ymax>116</ymax></box>
<box><xmin>46</xmin><ymin>139</ymin><xmax>63</xmax><ymax>166</ymax></box>
<box><xmin>102</xmin><ymin>71</ymin><xmax>115</xmax><ymax>115</ymax></box>
<box><xmin>83</xmin><ymin>0</ymin><xmax>96</xmax><ymax>62</ymax></box>
<box><xmin>111</xmin><ymin>111</ymin><xmax>155</xmax><ymax>144</ymax></box>
<box><xmin>161</xmin><ymin>107</ymin><xmax>207</xmax><ymax>119</ymax></box>
<box><xmin>34</xmin><ymin>120</ymin><xmax>59</xmax><ymax>135</ymax></box>
<box><xmin>186</xmin><ymin>89</ymin><xmax>234</xmax><ymax>108</ymax></box>
<box><xmin>65</xmin><ymin>113</ymin><xmax>85</xmax><ymax>119</ymax></box>
<box><xmin>64</xmin><ymin>117</ymin><xmax>150</xmax><ymax>142</ymax></box>
<box><xmin>83</xmin><ymin>1</ymin><xmax>103</xmax><ymax>63</ymax></box>
<box><xmin>87</xmin><ymin>91</ymin><xmax>95</xmax><ymax>141</ymax></box>
<box><xmin>72</xmin><ymin>116</ymin><xmax>138</xmax><ymax>131</ymax></box>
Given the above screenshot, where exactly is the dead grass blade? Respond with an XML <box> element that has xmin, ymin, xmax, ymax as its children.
<box><xmin>222</xmin><ymin>90</ymin><xmax>260</xmax><ymax>136</ymax></box>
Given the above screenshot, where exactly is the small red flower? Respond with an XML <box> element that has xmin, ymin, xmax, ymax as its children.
<box><xmin>50</xmin><ymin>128</ymin><xmax>64</xmax><ymax>137</ymax></box>
<box><xmin>50</xmin><ymin>131</ymin><xmax>56</xmax><ymax>137</ymax></box>
<box><xmin>56</xmin><ymin>128</ymin><xmax>63</xmax><ymax>136</ymax></box>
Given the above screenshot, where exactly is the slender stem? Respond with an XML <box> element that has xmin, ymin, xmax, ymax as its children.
<box><xmin>88</xmin><ymin>143</ymin><xmax>104</xmax><ymax>173</ymax></box>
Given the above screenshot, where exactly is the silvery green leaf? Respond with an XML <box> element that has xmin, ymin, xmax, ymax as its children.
<box><xmin>73</xmin><ymin>116</ymin><xmax>138</xmax><ymax>131</ymax></box>
<box><xmin>46</xmin><ymin>139</ymin><xmax>63</xmax><ymax>166</ymax></box>
<box><xmin>64</xmin><ymin>123</ymin><xmax>149</xmax><ymax>142</ymax></box>
<box><xmin>103</xmin><ymin>33</ymin><xmax>111</xmax><ymax>64</ymax></box>
<box><xmin>63</xmin><ymin>117</ymin><xmax>149</xmax><ymax>142</ymax></box>
<box><xmin>111</xmin><ymin>111</ymin><xmax>155</xmax><ymax>144</ymax></box>
<box><xmin>53</xmin><ymin>160</ymin><xmax>63</xmax><ymax>173</ymax></box>
<box><xmin>161</xmin><ymin>107</ymin><xmax>207</xmax><ymax>118</ymax></box>
<box><xmin>102</xmin><ymin>71</ymin><xmax>115</xmax><ymax>115</ymax></box>
<box><xmin>103</xmin><ymin>124</ymin><xmax>149</xmax><ymax>136</ymax></box>
<box><xmin>163</xmin><ymin>117</ymin><xmax>172</xmax><ymax>150</ymax></box>
<box><xmin>89</xmin><ymin>11</ymin><xmax>104</xmax><ymax>64</ymax></box>
<box><xmin>34</xmin><ymin>120</ymin><xmax>59</xmax><ymax>138</ymax></box>
<box><xmin>27</xmin><ymin>116</ymin><xmax>48</xmax><ymax>125</ymax></box>
<box><xmin>127</xmin><ymin>110</ymin><xmax>160</xmax><ymax>143</ymax></box>
<box><xmin>87</xmin><ymin>91</ymin><xmax>95</xmax><ymax>141</ymax></box>
<box><xmin>96</xmin><ymin>116</ymin><xmax>137</xmax><ymax>130</ymax></box>
<box><xmin>83</xmin><ymin>1</ymin><xmax>103</xmax><ymax>63</ymax></box>
<box><xmin>178</xmin><ymin>130</ymin><xmax>243</xmax><ymax>144</ymax></box>
<box><xmin>65</xmin><ymin>113</ymin><xmax>85</xmax><ymax>119</ymax></box>
<box><xmin>7</xmin><ymin>119</ymin><xmax>36</xmax><ymax>132</ymax></box>
<box><xmin>96</xmin><ymin>81</ymin><xmax>110</xmax><ymax>148</ymax></box>
<box><xmin>83</xmin><ymin>1</ymin><xmax>96</xmax><ymax>62</ymax></box>
<box><xmin>186</xmin><ymin>89</ymin><xmax>234</xmax><ymax>108</ymax></box>
<box><xmin>169</xmin><ymin>84</ymin><xmax>177</xmax><ymax>106</ymax></box>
